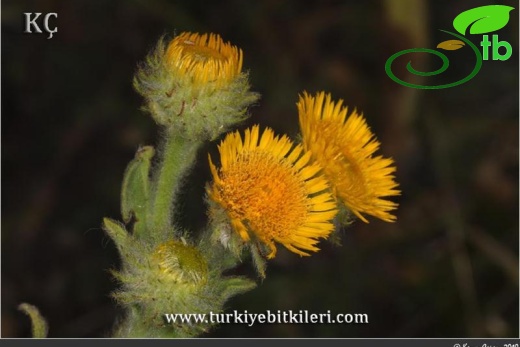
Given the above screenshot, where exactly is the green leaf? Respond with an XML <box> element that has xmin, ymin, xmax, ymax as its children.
<box><xmin>219</xmin><ymin>277</ymin><xmax>257</xmax><ymax>300</ymax></box>
<box><xmin>121</xmin><ymin>145</ymin><xmax>155</xmax><ymax>236</ymax></box>
<box><xmin>102</xmin><ymin>217</ymin><xmax>128</xmax><ymax>250</ymax></box>
<box><xmin>453</xmin><ymin>5</ymin><xmax>514</xmax><ymax>35</ymax></box>
<box><xmin>18</xmin><ymin>303</ymin><xmax>49</xmax><ymax>338</ymax></box>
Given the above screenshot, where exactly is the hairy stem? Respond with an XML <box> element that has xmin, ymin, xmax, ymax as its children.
<box><xmin>148</xmin><ymin>133</ymin><xmax>199</xmax><ymax>235</ymax></box>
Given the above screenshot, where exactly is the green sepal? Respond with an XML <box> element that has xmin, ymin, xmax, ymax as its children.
<box><xmin>18</xmin><ymin>303</ymin><xmax>49</xmax><ymax>338</ymax></box>
<box><xmin>121</xmin><ymin>146</ymin><xmax>155</xmax><ymax>237</ymax></box>
<box><xmin>218</xmin><ymin>277</ymin><xmax>257</xmax><ymax>301</ymax></box>
<box><xmin>250</xmin><ymin>244</ymin><xmax>267</xmax><ymax>279</ymax></box>
<box><xmin>103</xmin><ymin>217</ymin><xmax>128</xmax><ymax>251</ymax></box>
<box><xmin>336</xmin><ymin>203</ymin><xmax>355</xmax><ymax>227</ymax></box>
<box><xmin>326</xmin><ymin>203</ymin><xmax>354</xmax><ymax>246</ymax></box>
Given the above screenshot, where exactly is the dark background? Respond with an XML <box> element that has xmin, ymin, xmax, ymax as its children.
<box><xmin>2</xmin><ymin>0</ymin><xmax>518</xmax><ymax>338</ymax></box>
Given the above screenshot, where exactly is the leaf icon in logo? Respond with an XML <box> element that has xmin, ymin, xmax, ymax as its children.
<box><xmin>453</xmin><ymin>5</ymin><xmax>515</xmax><ymax>35</ymax></box>
<box><xmin>436</xmin><ymin>40</ymin><xmax>465</xmax><ymax>51</ymax></box>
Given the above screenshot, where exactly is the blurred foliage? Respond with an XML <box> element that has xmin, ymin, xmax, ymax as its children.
<box><xmin>1</xmin><ymin>0</ymin><xmax>518</xmax><ymax>338</ymax></box>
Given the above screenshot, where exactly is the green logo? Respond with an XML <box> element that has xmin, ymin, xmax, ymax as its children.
<box><xmin>385</xmin><ymin>5</ymin><xmax>514</xmax><ymax>89</ymax></box>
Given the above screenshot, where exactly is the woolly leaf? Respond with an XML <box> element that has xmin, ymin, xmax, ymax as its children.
<box><xmin>121</xmin><ymin>146</ymin><xmax>154</xmax><ymax>236</ymax></box>
<box><xmin>219</xmin><ymin>277</ymin><xmax>257</xmax><ymax>300</ymax></box>
<box><xmin>102</xmin><ymin>217</ymin><xmax>128</xmax><ymax>250</ymax></box>
<box><xmin>18</xmin><ymin>303</ymin><xmax>48</xmax><ymax>338</ymax></box>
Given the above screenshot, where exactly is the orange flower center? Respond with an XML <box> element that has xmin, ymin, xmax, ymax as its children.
<box><xmin>216</xmin><ymin>151</ymin><xmax>308</xmax><ymax>242</ymax></box>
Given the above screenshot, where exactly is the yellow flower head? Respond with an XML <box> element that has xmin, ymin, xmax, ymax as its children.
<box><xmin>152</xmin><ymin>240</ymin><xmax>208</xmax><ymax>285</ymax></box>
<box><xmin>208</xmin><ymin>125</ymin><xmax>338</xmax><ymax>258</ymax></box>
<box><xmin>165</xmin><ymin>32</ymin><xmax>243</xmax><ymax>88</ymax></box>
<box><xmin>297</xmin><ymin>91</ymin><xmax>400</xmax><ymax>223</ymax></box>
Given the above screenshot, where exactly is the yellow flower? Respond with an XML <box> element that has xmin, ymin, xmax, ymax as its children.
<box><xmin>207</xmin><ymin>125</ymin><xmax>337</xmax><ymax>258</ymax></box>
<box><xmin>297</xmin><ymin>91</ymin><xmax>400</xmax><ymax>223</ymax></box>
<box><xmin>165</xmin><ymin>32</ymin><xmax>242</xmax><ymax>88</ymax></box>
<box><xmin>152</xmin><ymin>240</ymin><xmax>208</xmax><ymax>285</ymax></box>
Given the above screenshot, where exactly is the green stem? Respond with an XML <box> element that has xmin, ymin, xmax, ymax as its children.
<box><xmin>148</xmin><ymin>133</ymin><xmax>199</xmax><ymax>236</ymax></box>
